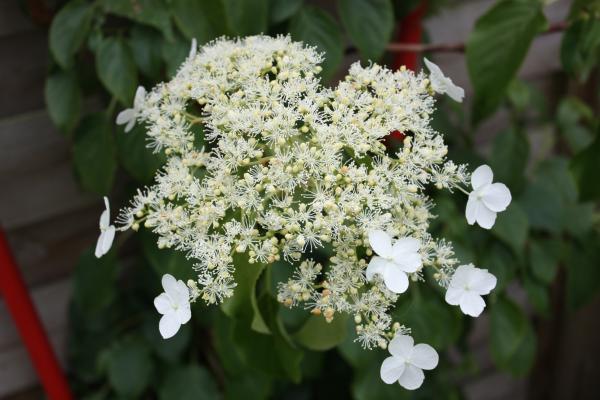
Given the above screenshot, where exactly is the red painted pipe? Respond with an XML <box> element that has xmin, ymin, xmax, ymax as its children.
<box><xmin>0</xmin><ymin>228</ymin><xmax>73</xmax><ymax>399</ymax></box>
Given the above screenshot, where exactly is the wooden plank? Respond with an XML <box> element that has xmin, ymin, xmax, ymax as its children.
<box><xmin>0</xmin><ymin>110</ymin><xmax>69</xmax><ymax>175</ymax></box>
<box><xmin>0</xmin><ymin>30</ymin><xmax>48</xmax><ymax>118</ymax></box>
<box><xmin>0</xmin><ymin>279</ymin><xmax>71</xmax><ymax>398</ymax></box>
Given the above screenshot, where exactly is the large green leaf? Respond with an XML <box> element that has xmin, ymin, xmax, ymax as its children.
<box><xmin>556</xmin><ymin>97</ymin><xmax>594</xmax><ymax>153</ymax></box>
<box><xmin>338</xmin><ymin>0</ymin><xmax>394</xmax><ymax>61</ymax></box>
<box><xmin>96</xmin><ymin>37</ymin><xmax>138</xmax><ymax>105</ymax></box>
<box><xmin>101</xmin><ymin>0</ymin><xmax>173</xmax><ymax>40</ymax></box>
<box><xmin>106</xmin><ymin>339</ymin><xmax>153</xmax><ymax>398</ymax></box>
<box><xmin>489</xmin><ymin>129</ymin><xmax>529</xmax><ymax>194</ymax></box>
<box><xmin>116</xmin><ymin>124</ymin><xmax>166</xmax><ymax>183</ymax></box>
<box><xmin>566</xmin><ymin>235</ymin><xmax>600</xmax><ymax>310</ymax></box>
<box><xmin>466</xmin><ymin>0</ymin><xmax>547</xmax><ymax>122</ymax></box>
<box><xmin>294</xmin><ymin>314</ymin><xmax>348</xmax><ymax>351</ymax></box>
<box><xmin>72</xmin><ymin>113</ymin><xmax>117</xmax><ymax>195</ymax></box>
<box><xmin>289</xmin><ymin>6</ymin><xmax>343</xmax><ymax>82</ymax></box>
<box><xmin>45</xmin><ymin>69</ymin><xmax>82</xmax><ymax>134</ymax></box>
<box><xmin>139</xmin><ymin>229</ymin><xmax>196</xmax><ymax>281</ymax></box>
<box><xmin>49</xmin><ymin>0</ymin><xmax>94</xmax><ymax>68</ymax></box>
<box><xmin>221</xmin><ymin>255</ymin><xmax>270</xmax><ymax>334</ymax></box>
<box><xmin>171</xmin><ymin>0</ymin><xmax>227</xmax><ymax>43</ymax></box>
<box><xmin>528</xmin><ymin>238</ymin><xmax>560</xmax><ymax>284</ymax></box>
<box><xmin>72</xmin><ymin>248</ymin><xmax>118</xmax><ymax>314</ymax></box>
<box><xmin>223</xmin><ymin>0</ymin><xmax>268</xmax><ymax>36</ymax></box>
<box><xmin>490</xmin><ymin>297</ymin><xmax>536</xmax><ymax>376</ymax></box>
<box><xmin>491</xmin><ymin>202</ymin><xmax>529</xmax><ymax>256</ymax></box>
<box><xmin>571</xmin><ymin>128</ymin><xmax>600</xmax><ymax>201</ymax></box>
<box><xmin>159</xmin><ymin>365</ymin><xmax>220</xmax><ymax>400</ymax></box>
<box><xmin>270</xmin><ymin>0</ymin><xmax>303</xmax><ymax>24</ymax></box>
<box><xmin>129</xmin><ymin>26</ymin><xmax>164</xmax><ymax>81</ymax></box>
<box><xmin>561</xmin><ymin>17</ymin><xmax>600</xmax><ymax>82</ymax></box>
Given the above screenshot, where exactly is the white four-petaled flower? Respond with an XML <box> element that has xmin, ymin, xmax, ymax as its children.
<box><xmin>466</xmin><ymin>164</ymin><xmax>512</xmax><ymax>229</ymax></box>
<box><xmin>424</xmin><ymin>57</ymin><xmax>464</xmax><ymax>103</ymax></box>
<box><xmin>380</xmin><ymin>334</ymin><xmax>439</xmax><ymax>390</ymax></box>
<box><xmin>445</xmin><ymin>264</ymin><xmax>497</xmax><ymax>317</ymax></box>
<box><xmin>366</xmin><ymin>230</ymin><xmax>421</xmax><ymax>294</ymax></box>
<box><xmin>94</xmin><ymin>196</ymin><xmax>115</xmax><ymax>258</ymax></box>
<box><xmin>154</xmin><ymin>274</ymin><xmax>192</xmax><ymax>339</ymax></box>
<box><xmin>115</xmin><ymin>86</ymin><xmax>146</xmax><ymax>133</ymax></box>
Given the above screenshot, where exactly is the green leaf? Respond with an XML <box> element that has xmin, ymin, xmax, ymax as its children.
<box><xmin>139</xmin><ymin>229</ymin><xmax>196</xmax><ymax>281</ymax></box>
<box><xmin>523</xmin><ymin>273</ymin><xmax>550</xmax><ymax>317</ymax></box>
<box><xmin>73</xmin><ymin>248</ymin><xmax>118</xmax><ymax>314</ymax></box>
<box><xmin>557</xmin><ymin>97</ymin><xmax>594</xmax><ymax>153</ymax></box>
<box><xmin>49</xmin><ymin>0</ymin><xmax>94</xmax><ymax>68</ymax></box>
<box><xmin>45</xmin><ymin>69</ymin><xmax>82</xmax><ymax>134</ymax></box>
<box><xmin>490</xmin><ymin>297</ymin><xmax>537</xmax><ymax>376</ymax></box>
<box><xmin>161</xmin><ymin>33</ymin><xmax>191</xmax><ymax>78</ymax></box>
<box><xmin>352</xmin><ymin>360</ymin><xmax>412</xmax><ymax>400</ymax></box>
<box><xmin>101</xmin><ymin>0</ymin><xmax>173</xmax><ymax>40</ymax></box>
<box><xmin>289</xmin><ymin>6</ymin><xmax>343</xmax><ymax>82</ymax></box>
<box><xmin>338</xmin><ymin>0</ymin><xmax>394</xmax><ymax>61</ymax></box>
<box><xmin>223</xmin><ymin>0</ymin><xmax>268</xmax><ymax>36</ymax></box>
<box><xmin>529</xmin><ymin>239</ymin><xmax>560</xmax><ymax>284</ymax></box>
<box><xmin>566</xmin><ymin>234</ymin><xmax>600</xmax><ymax>310</ymax></box>
<box><xmin>561</xmin><ymin>17</ymin><xmax>600</xmax><ymax>82</ymax></box>
<box><xmin>571</xmin><ymin>128</ymin><xmax>600</xmax><ymax>201</ymax></box>
<box><xmin>171</xmin><ymin>0</ymin><xmax>228</xmax><ymax>43</ymax></box>
<box><xmin>466</xmin><ymin>0</ymin><xmax>547</xmax><ymax>122</ymax></box>
<box><xmin>489</xmin><ymin>129</ymin><xmax>529</xmax><ymax>193</ymax></box>
<box><xmin>73</xmin><ymin>113</ymin><xmax>117</xmax><ymax>194</ymax></box>
<box><xmin>294</xmin><ymin>314</ymin><xmax>348</xmax><ymax>351</ymax></box>
<box><xmin>491</xmin><ymin>202</ymin><xmax>529</xmax><ymax>256</ymax></box>
<box><xmin>116</xmin><ymin>123</ymin><xmax>166</xmax><ymax>183</ymax></box>
<box><xmin>270</xmin><ymin>0</ymin><xmax>304</xmax><ymax>23</ymax></box>
<box><xmin>159</xmin><ymin>365</ymin><xmax>220</xmax><ymax>400</ymax></box>
<box><xmin>129</xmin><ymin>26</ymin><xmax>164</xmax><ymax>80</ymax></box>
<box><xmin>483</xmin><ymin>243</ymin><xmax>517</xmax><ymax>292</ymax></box>
<box><xmin>106</xmin><ymin>339</ymin><xmax>153</xmax><ymax>398</ymax></box>
<box><xmin>221</xmin><ymin>255</ymin><xmax>269</xmax><ymax>333</ymax></box>
<box><xmin>96</xmin><ymin>37</ymin><xmax>138</xmax><ymax>105</ymax></box>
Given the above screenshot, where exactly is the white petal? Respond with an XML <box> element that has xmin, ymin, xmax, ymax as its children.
<box><xmin>383</xmin><ymin>267</ymin><xmax>409</xmax><ymax>294</ymax></box>
<box><xmin>444</xmin><ymin>286</ymin><xmax>464</xmax><ymax>306</ymax></box>
<box><xmin>134</xmin><ymin>86</ymin><xmax>146</xmax><ymax>108</ymax></box>
<box><xmin>388</xmin><ymin>335</ymin><xmax>414</xmax><ymax>359</ymax></box>
<box><xmin>188</xmin><ymin>38</ymin><xmax>197</xmax><ymax>59</ymax></box>
<box><xmin>475</xmin><ymin>204</ymin><xmax>497</xmax><ymax>229</ymax></box>
<box><xmin>172</xmin><ymin>280</ymin><xmax>191</xmax><ymax>305</ymax></box>
<box><xmin>481</xmin><ymin>183</ymin><xmax>512</xmax><ymax>212</ymax></box>
<box><xmin>175</xmin><ymin>305</ymin><xmax>191</xmax><ymax>324</ymax></box>
<box><xmin>116</xmin><ymin>108</ymin><xmax>135</xmax><ymax>125</ymax></box>
<box><xmin>469</xmin><ymin>269</ymin><xmax>497</xmax><ymax>295</ymax></box>
<box><xmin>445</xmin><ymin>81</ymin><xmax>465</xmax><ymax>103</ymax></box>
<box><xmin>396</xmin><ymin>252</ymin><xmax>421</xmax><ymax>273</ymax></box>
<box><xmin>410</xmin><ymin>344</ymin><xmax>439</xmax><ymax>370</ymax></box>
<box><xmin>99</xmin><ymin>209</ymin><xmax>110</xmax><ymax>230</ymax></box>
<box><xmin>392</xmin><ymin>237</ymin><xmax>420</xmax><ymax>255</ymax></box>
<box><xmin>159</xmin><ymin>313</ymin><xmax>181</xmax><ymax>339</ymax></box>
<box><xmin>154</xmin><ymin>293</ymin><xmax>171</xmax><ymax>315</ymax></box>
<box><xmin>449</xmin><ymin>264</ymin><xmax>475</xmax><ymax>288</ymax></box>
<box><xmin>366</xmin><ymin>256</ymin><xmax>387</xmax><ymax>281</ymax></box>
<box><xmin>471</xmin><ymin>165</ymin><xmax>493</xmax><ymax>190</ymax></box>
<box><xmin>161</xmin><ymin>274</ymin><xmax>178</xmax><ymax>294</ymax></box>
<box><xmin>459</xmin><ymin>292</ymin><xmax>486</xmax><ymax>317</ymax></box>
<box><xmin>380</xmin><ymin>357</ymin><xmax>406</xmax><ymax>384</ymax></box>
<box><xmin>465</xmin><ymin>196</ymin><xmax>479</xmax><ymax>225</ymax></box>
<box><xmin>94</xmin><ymin>232</ymin><xmax>105</xmax><ymax>258</ymax></box>
<box><xmin>124</xmin><ymin>117</ymin><xmax>136</xmax><ymax>133</ymax></box>
<box><xmin>100</xmin><ymin>225</ymin><xmax>115</xmax><ymax>255</ymax></box>
<box><xmin>368</xmin><ymin>230</ymin><xmax>393</xmax><ymax>258</ymax></box>
<box><xmin>398</xmin><ymin>364</ymin><xmax>425</xmax><ymax>390</ymax></box>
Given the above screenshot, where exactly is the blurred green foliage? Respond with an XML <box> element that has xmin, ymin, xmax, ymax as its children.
<box><xmin>41</xmin><ymin>0</ymin><xmax>600</xmax><ymax>398</ymax></box>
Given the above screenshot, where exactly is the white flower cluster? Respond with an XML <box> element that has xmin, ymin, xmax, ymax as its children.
<box><xmin>101</xmin><ymin>36</ymin><xmax>512</xmax><ymax>390</ymax></box>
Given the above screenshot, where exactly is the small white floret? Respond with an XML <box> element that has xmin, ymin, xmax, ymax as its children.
<box><xmin>424</xmin><ymin>58</ymin><xmax>464</xmax><ymax>102</ymax></box>
<box><xmin>465</xmin><ymin>165</ymin><xmax>512</xmax><ymax>229</ymax></box>
<box><xmin>380</xmin><ymin>334</ymin><xmax>439</xmax><ymax>390</ymax></box>
<box><xmin>154</xmin><ymin>274</ymin><xmax>192</xmax><ymax>339</ymax></box>
<box><xmin>366</xmin><ymin>230</ymin><xmax>422</xmax><ymax>294</ymax></box>
<box><xmin>445</xmin><ymin>264</ymin><xmax>497</xmax><ymax>317</ymax></box>
<box><xmin>94</xmin><ymin>196</ymin><xmax>115</xmax><ymax>258</ymax></box>
<box><xmin>115</xmin><ymin>86</ymin><xmax>146</xmax><ymax>133</ymax></box>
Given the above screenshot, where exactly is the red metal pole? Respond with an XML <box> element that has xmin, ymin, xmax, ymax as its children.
<box><xmin>0</xmin><ymin>228</ymin><xmax>73</xmax><ymax>400</ymax></box>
